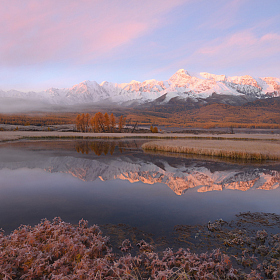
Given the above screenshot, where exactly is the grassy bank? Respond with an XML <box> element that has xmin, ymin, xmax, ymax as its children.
<box><xmin>142</xmin><ymin>139</ymin><xmax>280</xmax><ymax>161</ymax></box>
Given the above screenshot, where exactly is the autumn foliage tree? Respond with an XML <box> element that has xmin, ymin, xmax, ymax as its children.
<box><xmin>90</xmin><ymin>112</ymin><xmax>105</xmax><ymax>132</ymax></box>
<box><xmin>118</xmin><ymin>115</ymin><xmax>126</xmax><ymax>132</ymax></box>
<box><xmin>89</xmin><ymin>114</ymin><xmax>97</xmax><ymax>132</ymax></box>
<box><xmin>85</xmin><ymin>113</ymin><xmax>90</xmax><ymax>132</ymax></box>
<box><xmin>76</xmin><ymin>114</ymin><xmax>81</xmax><ymax>131</ymax></box>
<box><xmin>75</xmin><ymin>113</ymin><xmax>90</xmax><ymax>132</ymax></box>
<box><xmin>150</xmin><ymin>125</ymin><xmax>158</xmax><ymax>133</ymax></box>
<box><xmin>153</xmin><ymin>126</ymin><xmax>158</xmax><ymax>133</ymax></box>
<box><xmin>80</xmin><ymin>114</ymin><xmax>85</xmax><ymax>132</ymax></box>
<box><xmin>118</xmin><ymin>115</ymin><xmax>123</xmax><ymax>132</ymax></box>
<box><xmin>104</xmin><ymin>113</ymin><xmax>110</xmax><ymax>132</ymax></box>
<box><xmin>76</xmin><ymin>112</ymin><xmax>127</xmax><ymax>133</ymax></box>
<box><xmin>110</xmin><ymin>113</ymin><xmax>116</xmax><ymax>132</ymax></box>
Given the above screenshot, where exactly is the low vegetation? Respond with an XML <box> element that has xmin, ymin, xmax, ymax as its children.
<box><xmin>142</xmin><ymin>139</ymin><xmax>280</xmax><ymax>161</ymax></box>
<box><xmin>1</xmin><ymin>215</ymin><xmax>280</xmax><ymax>279</ymax></box>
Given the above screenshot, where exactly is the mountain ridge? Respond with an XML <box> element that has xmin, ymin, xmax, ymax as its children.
<box><xmin>0</xmin><ymin>69</ymin><xmax>280</xmax><ymax>112</ymax></box>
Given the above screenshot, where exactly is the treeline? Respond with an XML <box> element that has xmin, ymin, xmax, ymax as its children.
<box><xmin>0</xmin><ymin>113</ymin><xmax>75</xmax><ymax>126</ymax></box>
<box><xmin>75</xmin><ymin>112</ymin><xmax>126</xmax><ymax>132</ymax></box>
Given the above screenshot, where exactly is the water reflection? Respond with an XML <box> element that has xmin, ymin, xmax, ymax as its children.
<box><xmin>0</xmin><ymin>139</ymin><xmax>280</xmax><ymax>236</ymax></box>
<box><xmin>75</xmin><ymin>141</ymin><xmax>115</xmax><ymax>155</ymax></box>
<box><xmin>0</xmin><ymin>140</ymin><xmax>279</xmax><ymax>195</ymax></box>
<box><xmin>75</xmin><ymin>140</ymin><xmax>142</xmax><ymax>155</ymax></box>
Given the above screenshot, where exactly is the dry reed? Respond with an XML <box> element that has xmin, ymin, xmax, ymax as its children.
<box><xmin>142</xmin><ymin>139</ymin><xmax>280</xmax><ymax>161</ymax></box>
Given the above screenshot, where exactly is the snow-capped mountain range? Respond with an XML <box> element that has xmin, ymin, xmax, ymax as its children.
<box><xmin>0</xmin><ymin>69</ymin><xmax>279</xmax><ymax>112</ymax></box>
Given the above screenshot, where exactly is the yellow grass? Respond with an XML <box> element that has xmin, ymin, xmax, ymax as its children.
<box><xmin>142</xmin><ymin>139</ymin><xmax>280</xmax><ymax>161</ymax></box>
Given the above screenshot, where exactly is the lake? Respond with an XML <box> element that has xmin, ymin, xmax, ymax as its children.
<box><xmin>0</xmin><ymin>139</ymin><xmax>279</xmax><ymax>248</ymax></box>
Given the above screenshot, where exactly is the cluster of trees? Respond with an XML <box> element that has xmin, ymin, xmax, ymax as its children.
<box><xmin>75</xmin><ymin>113</ymin><xmax>126</xmax><ymax>132</ymax></box>
<box><xmin>150</xmin><ymin>125</ymin><xmax>159</xmax><ymax>133</ymax></box>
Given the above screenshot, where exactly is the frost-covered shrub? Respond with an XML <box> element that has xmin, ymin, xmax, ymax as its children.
<box><xmin>0</xmin><ymin>217</ymin><xmax>275</xmax><ymax>279</ymax></box>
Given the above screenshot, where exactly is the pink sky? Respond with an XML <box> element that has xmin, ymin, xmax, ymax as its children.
<box><xmin>0</xmin><ymin>0</ymin><xmax>279</xmax><ymax>91</ymax></box>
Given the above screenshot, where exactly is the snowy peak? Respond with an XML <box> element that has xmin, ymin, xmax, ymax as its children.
<box><xmin>228</xmin><ymin>75</ymin><xmax>260</xmax><ymax>88</ymax></box>
<box><xmin>260</xmin><ymin>77</ymin><xmax>280</xmax><ymax>96</ymax></box>
<box><xmin>0</xmin><ymin>69</ymin><xmax>279</xmax><ymax>110</ymax></box>
<box><xmin>64</xmin><ymin>80</ymin><xmax>110</xmax><ymax>103</ymax></box>
<box><xmin>200</xmin><ymin>72</ymin><xmax>226</xmax><ymax>82</ymax></box>
<box><xmin>129</xmin><ymin>80</ymin><xmax>141</xmax><ymax>84</ymax></box>
<box><xmin>169</xmin><ymin>69</ymin><xmax>193</xmax><ymax>87</ymax></box>
<box><xmin>175</xmin><ymin>69</ymin><xmax>191</xmax><ymax>76</ymax></box>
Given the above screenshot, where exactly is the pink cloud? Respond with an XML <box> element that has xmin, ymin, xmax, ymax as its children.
<box><xmin>183</xmin><ymin>30</ymin><xmax>280</xmax><ymax>69</ymax></box>
<box><xmin>198</xmin><ymin>31</ymin><xmax>257</xmax><ymax>55</ymax></box>
<box><xmin>0</xmin><ymin>0</ymin><xmax>186</xmax><ymax>66</ymax></box>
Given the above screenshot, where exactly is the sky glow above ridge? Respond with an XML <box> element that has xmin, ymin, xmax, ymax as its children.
<box><xmin>0</xmin><ymin>0</ymin><xmax>280</xmax><ymax>91</ymax></box>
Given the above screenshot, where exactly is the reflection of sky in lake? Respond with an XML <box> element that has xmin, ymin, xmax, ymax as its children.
<box><xmin>0</xmin><ymin>140</ymin><xmax>280</xmax><ymax>237</ymax></box>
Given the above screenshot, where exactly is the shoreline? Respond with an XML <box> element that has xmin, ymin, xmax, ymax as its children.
<box><xmin>1</xmin><ymin>131</ymin><xmax>280</xmax><ymax>161</ymax></box>
<box><xmin>0</xmin><ymin>130</ymin><xmax>280</xmax><ymax>142</ymax></box>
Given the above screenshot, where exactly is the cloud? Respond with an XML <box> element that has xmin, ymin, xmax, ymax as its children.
<box><xmin>0</xmin><ymin>0</ymin><xmax>185</xmax><ymax>67</ymax></box>
<box><xmin>199</xmin><ymin>30</ymin><xmax>280</xmax><ymax>62</ymax></box>
<box><xmin>181</xmin><ymin>30</ymin><xmax>280</xmax><ymax>75</ymax></box>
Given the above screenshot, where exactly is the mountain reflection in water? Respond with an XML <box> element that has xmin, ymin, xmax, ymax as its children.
<box><xmin>0</xmin><ymin>140</ymin><xmax>279</xmax><ymax>195</ymax></box>
<box><xmin>0</xmin><ymin>139</ymin><xmax>280</xmax><ymax>236</ymax></box>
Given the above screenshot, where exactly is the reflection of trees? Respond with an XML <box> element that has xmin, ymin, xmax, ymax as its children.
<box><xmin>75</xmin><ymin>140</ymin><xmax>141</xmax><ymax>156</ymax></box>
<box><xmin>118</xmin><ymin>141</ymin><xmax>123</xmax><ymax>153</ymax></box>
<box><xmin>75</xmin><ymin>141</ymin><xmax>115</xmax><ymax>156</ymax></box>
<box><xmin>110</xmin><ymin>143</ymin><xmax>115</xmax><ymax>155</ymax></box>
<box><xmin>103</xmin><ymin>142</ymin><xmax>109</xmax><ymax>155</ymax></box>
<box><xmin>75</xmin><ymin>143</ymin><xmax>89</xmax><ymax>154</ymax></box>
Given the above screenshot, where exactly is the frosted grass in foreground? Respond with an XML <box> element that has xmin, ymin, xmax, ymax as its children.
<box><xmin>142</xmin><ymin>139</ymin><xmax>280</xmax><ymax>161</ymax></box>
<box><xmin>1</xmin><ymin>217</ymin><xmax>280</xmax><ymax>279</ymax></box>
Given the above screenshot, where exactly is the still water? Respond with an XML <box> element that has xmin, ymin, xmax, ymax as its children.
<box><xmin>0</xmin><ymin>139</ymin><xmax>279</xmax><ymax>240</ymax></box>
